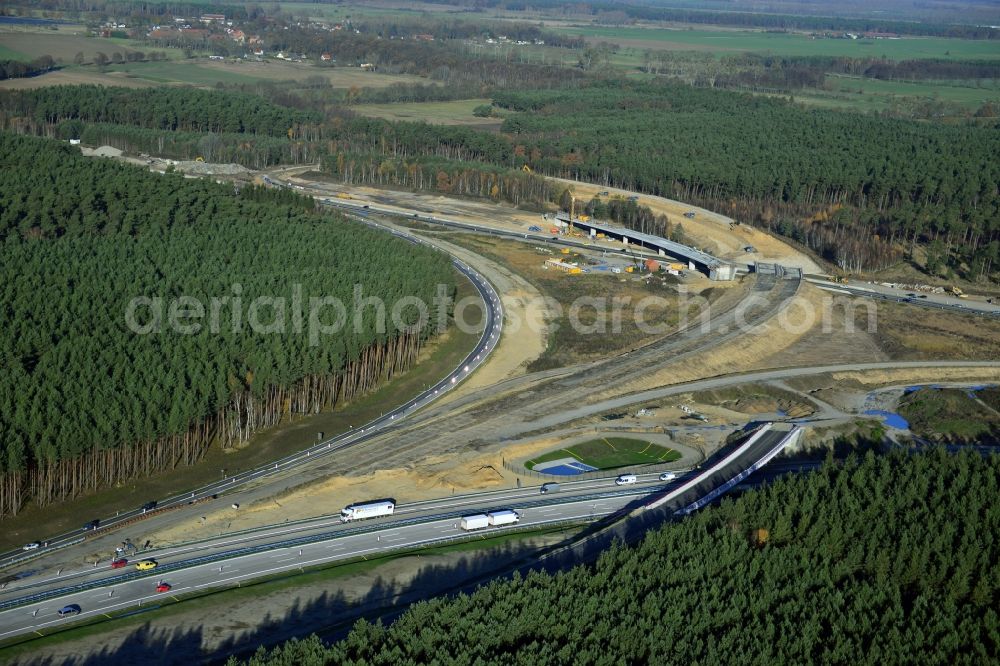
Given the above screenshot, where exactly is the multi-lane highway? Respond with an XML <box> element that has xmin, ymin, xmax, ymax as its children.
<box><xmin>807</xmin><ymin>276</ymin><xmax>1000</xmax><ymax>317</ymax></box>
<box><xmin>0</xmin><ymin>478</ymin><xmax>663</xmax><ymax>639</ymax></box>
<box><xmin>0</xmin><ymin>219</ymin><xmax>504</xmax><ymax>569</ymax></box>
<box><xmin>0</xmin><ymin>423</ymin><xmax>802</xmax><ymax>641</ymax></box>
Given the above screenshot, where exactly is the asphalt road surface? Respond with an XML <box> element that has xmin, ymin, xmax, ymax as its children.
<box><xmin>0</xmin><ymin>423</ymin><xmax>803</xmax><ymax>641</ymax></box>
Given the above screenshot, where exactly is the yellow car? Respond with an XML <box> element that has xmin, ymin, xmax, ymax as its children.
<box><xmin>135</xmin><ymin>560</ymin><xmax>158</xmax><ymax>571</ymax></box>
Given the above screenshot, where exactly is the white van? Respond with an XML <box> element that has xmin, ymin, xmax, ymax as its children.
<box><xmin>615</xmin><ymin>474</ymin><xmax>637</xmax><ymax>486</ymax></box>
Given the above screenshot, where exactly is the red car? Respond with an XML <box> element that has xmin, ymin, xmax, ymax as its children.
<box><xmin>110</xmin><ymin>558</ymin><xmax>128</xmax><ymax>569</ymax></box>
<box><xmin>156</xmin><ymin>582</ymin><xmax>172</xmax><ymax>593</ymax></box>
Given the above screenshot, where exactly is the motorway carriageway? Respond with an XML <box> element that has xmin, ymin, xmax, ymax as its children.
<box><xmin>0</xmin><ymin>424</ymin><xmax>802</xmax><ymax>640</ymax></box>
<box><xmin>0</xmin><ymin>475</ymin><xmax>666</xmax><ymax>603</ymax></box>
<box><xmin>0</xmin><ymin>477</ymin><xmax>670</xmax><ymax>640</ymax></box>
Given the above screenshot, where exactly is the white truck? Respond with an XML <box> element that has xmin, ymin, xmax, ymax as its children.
<box><xmin>460</xmin><ymin>514</ymin><xmax>490</xmax><ymax>530</ymax></box>
<box><xmin>487</xmin><ymin>510</ymin><xmax>520</xmax><ymax>527</ymax></box>
<box><xmin>340</xmin><ymin>500</ymin><xmax>394</xmax><ymax>522</ymax></box>
<box><xmin>460</xmin><ymin>511</ymin><xmax>520</xmax><ymax>530</ymax></box>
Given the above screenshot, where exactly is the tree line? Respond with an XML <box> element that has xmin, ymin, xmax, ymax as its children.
<box><xmin>0</xmin><ymin>85</ymin><xmax>319</xmax><ymax>135</ymax></box>
<box><xmin>233</xmin><ymin>448</ymin><xmax>1000</xmax><ymax>664</ymax></box>
<box><xmin>491</xmin><ymin>81</ymin><xmax>1000</xmax><ymax>277</ymax></box>
<box><xmin>0</xmin><ymin>55</ymin><xmax>56</xmax><ymax>81</ymax></box>
<box><xmin>5</xmin><ymin>79</ymin><xmax>995</xmax><ymax>278</ymax></box>
<box><xmin>0</xmin><ymin>133</ymin><xmax>456</xmax><ymax>517</ymax></box>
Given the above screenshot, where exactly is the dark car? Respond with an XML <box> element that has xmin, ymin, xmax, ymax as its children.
<box><xmin>83</xmin><ymin>519</ymin><xmax>100</xmax><ymax>531</ymax></box>
<box><xmin>58</xmin><ymin>604</ymin><xmax>81</xmax><ymax>617</ymax></box>
<box><xmin>141</xmin><ymin>501</ymin><xmax>157</xmax><ymax>512</ymax></box>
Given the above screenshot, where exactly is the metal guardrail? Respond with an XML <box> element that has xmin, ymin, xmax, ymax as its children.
<box><xmin>0</xmin><ymin>487</ymin><xmax>654</xmax><ymax>612</ymax></box>
<box><xmin>1</xmin><ymin>538</ymin><xmax>85</xmax><ymax>571</ymax></box>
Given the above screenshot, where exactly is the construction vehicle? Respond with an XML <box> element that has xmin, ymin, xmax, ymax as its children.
<box><xmin>828</xmin><ymin>275</ymin><xmax>849</xmax><ymax>284</ymax></box>
<box><xmin>336</xmin><ymin>193</ymin><xmax>352</xmax><ymax>200</ymax></box>
<box><xmin>950</xmin><ymin>286</ymin><xmax>968</xmax><ymax>298</ymax></box>
<box><xmin>561</xmin><ymin>248</ymin><xmax>570</xmax><ymax>255</ymax></box>
<box><xmin>522</xmin><ymin>164</ymin><xmax>533</xmax><ymax>173</ymax></box>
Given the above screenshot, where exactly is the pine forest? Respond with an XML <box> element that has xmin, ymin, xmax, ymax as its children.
<box><xmin>0</xmin><ymin>133</ymin><xmax>457</xmax><ymax>517</ymax></box>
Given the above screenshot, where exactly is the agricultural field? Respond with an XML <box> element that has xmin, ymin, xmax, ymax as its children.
<box><xmin>0</xmin><ymin>53</ymin><xmax>431</xmax><ymax>90</ymax></box>
<box><xmin>352</xmin><ymin>98</ymin><xmax>502</xmax><ymax>127</ymax></box>
<box><xmin>0</xmin><ymin>31</ymin><xmax>167</xmax><ymax>64</ymax></box>
<box><xmin>554</xmin><ymin>25</ymin><xmax>1000</xmax><ymax>60</ymax></box>
<box><xmin>525</xmin><ymin>437</ymin><xmax>681</xmax><ymax>472</ymax></box>
<box><xmin>0</xmin><ymin>43</ymin><xmax>27</xmax><ymax>60</ymax></box>
<box><xmin>785</xmin><ymin>75</ymin><xmax>1000</xmax><ymax>113</ymax></box>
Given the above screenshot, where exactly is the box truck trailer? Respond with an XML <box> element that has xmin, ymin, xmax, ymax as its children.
<box><xmin>487</xmin><ymin>510</ymin><xmax>520</xmax><ymax>526</ymax></box>
<box><xmin>340</xmin><ymin>500</ymin><xmax>395</xmax><ymax>522</ymax></box>
<box><xmin>460</xmin><ymin>514</ymin><xmax>490</xmax><ymax>530</ymax></box>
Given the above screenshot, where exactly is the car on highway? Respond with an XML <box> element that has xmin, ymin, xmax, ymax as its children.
<box><xmin>82</xmin><ymin>519</ymin><xmax>100</xmax><ymax>531</ymax></box>
<box><xmin>615</xmin><ymin>474</ymin><xmax>638</xmax><ymax>486</ymax></box>
<box><xmin>110</xmin><ymin>558</ymin><xmax>128</xmax><ymax>568</ymax></box>
<box><xmin>156</xmin><ymin>582</ymin><xmax>172</xmax><ymax>593</ymax></box>
<box><xmin>540</xmin><ymin>482</ymin><xmax>561</xmax><ymax>494</ymax></box>
<box><xmin>22</xmin><ymin>542</ymin><xmax>41</xmax><ymax>551</ymax></box>
<box><xmin>659</xmin><ymin>472</ymin><xmax>677</xmax><ymax>481</ymax></box>
<box><xmin>141</xmin><ymin>501</ymin><xmax>157</xmax><ymax>512</ymax></box>
<box><xmin>57</xmin><ymin>604</ymin><xmax>81</xmax><ymax>618</ymax></box>
<box><xmin>135</xmin><ymin>559</ymin><xmax>158</xmax><ymax>571</ymax></box>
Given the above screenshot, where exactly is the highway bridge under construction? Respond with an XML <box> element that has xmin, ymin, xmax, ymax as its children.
<box><xmin>554</xmin><ymin>213</ymin><xmax>738</xmax><ymax>281</ymax></box>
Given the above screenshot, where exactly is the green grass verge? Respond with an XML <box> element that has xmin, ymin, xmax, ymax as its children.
<box><xmin>525</xmin><ymin>437</ymin><xmax>681</xmax><ymax>471</ymax></box>
<box><xmin>0</xmin><ymin>269</ymin><xmax>483</xmax><ymax>551</ymax></box>
<box><xmin>897</xmin><ymin>386</ymin><xmax>1000</xmax><ymax>441</ymax></box>
<box><xmin>0</xmin><ymin>524</ymin><xmax>578</xmax><ymax>657</ymax></box>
